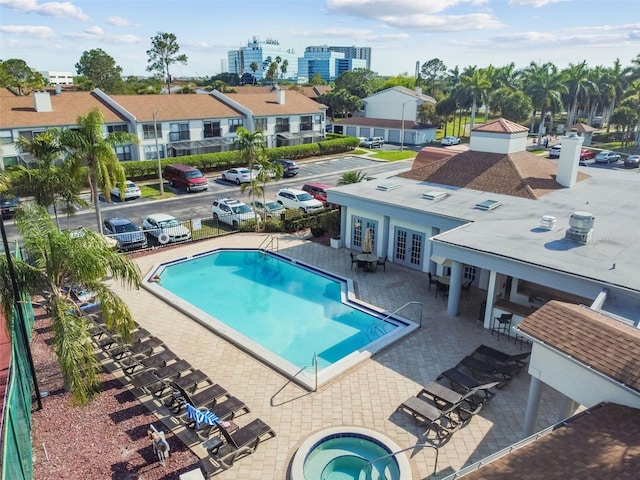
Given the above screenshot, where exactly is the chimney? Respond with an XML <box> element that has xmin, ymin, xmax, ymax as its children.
<box><xmin>276</xmin><ymin>89</ymin><xmax>285</xmax><ymax>105</ymax></box>
<box><xmin>556</xmin><ymin>130</ymin><xmax>583</xmax><ymax>188</ymax></box>
<box><xmin>33</xmin><ymin>91</ymin><xmax>52</xmax><ymax>112</ymax></box>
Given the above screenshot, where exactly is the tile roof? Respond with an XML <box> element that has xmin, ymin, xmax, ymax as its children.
<box><xmin>458</xmin><ymin>402</ymin><xmax>640</xmax><ymax>479</ymax></box>
<box><xmin>569</xmin><ymin>122</ymin><xmax>598</xmax><ymax>133</ymax></box>
<box><xmin>517</xmin><ymin>301</ymin><xmax>640</xmax><ymax>393</ymax></box>
<box><xmin>1</xmin><ymin>91</ymin><xmax>127</xmax><ymax>129</ymax></box>
<box><xmin>225</xmin><ymin>90</ymin><xmax>327</xmax><ymax>116</ymax></box>
<box><xmin>108</xmin><ymin>94</ymin><xmax>242</xmax><ymax>122</ymax></box>
<box><xmin>398</xmin><ymin>149</ymin><xmax>590</xmax><ymax>199</ymax></box>
<box><xmin>334</xmin><ymin>117</ymin><xmax>424</xmax><ymax>129</ymax></box>
<box><xmin>472</xmin><ymin>118</ymin><xmax>529</xmax><ymax>134</ymax></box>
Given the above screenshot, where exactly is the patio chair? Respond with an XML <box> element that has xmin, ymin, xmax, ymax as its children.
<box><xmin>350</xmin><ymin>252</ymin><xmax>358</xmax><ymax>270</ymax></box>
<box><xmin>435</xmin><ymin>281</ymin><xmax>449</xmax><ymax>300</ymax></box>
<box><xmin>184</xmin><ymin>397</ymin><xmax>251</xmax><ymax>439</ymax></box>
<box><xmin>357</xmin><ymin>259</ymin><xmax>368</xmax><ymax>273</ymax></box>
<box><xmin>419</xmin><ymin>380</ymin><xmax>500</xmax><ymax>415</ymax></box>
<box><xmin>457</xmin><ymin>356</ymin><xmax>519</xmax><ymax>388</ymax></box>
<box><xmin>120</xmin><ymin>348</ymin><xmax>177</xmax><ymax>376</ymax></box>
<box><xmin>471</xmin><ymin>344</ymin><xmax>531</xmax><ymax>369</ymax></box>
<box><xmin>166</xmin><ymin>382</ymin><xmax>229</xmax><ymax>412</ymax></box>
<box><xmin>428</xmin><ymin>272</ymin><xmax>438</xmax><ymax>291</ymax></box>
<box><xmin>376</xmin><ymin>256</ymin><xmax>387</xmax><ymax>272</ymax></box>
<box><xmin>436</xmin><ymin>367</ymin><xmax>499</xmax><ymax>402</ymax></box>
<box><xmin>461</xmin><ymin>281</ymin><xmax>472</xmax><ymax>300</ymax></box>
<box><xmin>204</xmin><ymin>418</ymin><xmax>276</xmax><ymax>470</ymax></box>
<box><xmin>397</xmin><ymin>395</ymin><xmax>468</xmax><ymax>441</ymax></box>
<box><xmin>110</xmin><ymin>336</ymin><xmax>165</xmax><ymax>361</ymax></box>
<box><xmin>130</xmin><ymin>359</ymin><xmax>191</xmax><ymax>394</ymax></box>
<box><xmin>491</xmin><ymin>313</ymin><xmax>513</xmax><ymax>341</ymax></box>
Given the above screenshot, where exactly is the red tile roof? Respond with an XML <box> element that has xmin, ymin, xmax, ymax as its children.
<box><xmin>569</xmin><ymin>123</ymin><xmax>598</xmax><ymax>133</ymax></box>
<box><xmin>108</xmin><ymin>94</ymin><xmax>242</xmax><ymax>122</ymax></box>
<box><xmin>517</xmin><ymin>301</ymin><xmax>640</xmax><ymax>393</ymax></box>
<box><xmin>472</xmin><ymin>118</ymin><xmax>529</xmax><ymax>134</ymax></box>
<box><xmin>225</xmin><ymin>90</ymin><xmax>327</xmax><ymax>116</ymax></box>
<box><xmin>334</xmin><ymin>117</ymin><xmax>424</xmax><ymax>129</ymax></box>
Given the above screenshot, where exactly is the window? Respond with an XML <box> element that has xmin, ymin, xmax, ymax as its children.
<box><xmin>275</xmin><ymin>117</ymin><xmax>290</xmax><ymax>133</ymax></box>
<box><xmin>255</xmin><ymin>118</ymin><xmax>268</xmax><ymax>132</ymax></box>
<box><xmin>115</xmin><ymin>145</ymin><xmax>132</xmax><ymax>162</ymax></box>
<box><xmin>18</xmin><ymin>129</ymin><xmax>45</xmax><ymax>141</ymax></box>
<box><xmin>144</xmin><ymin>145</ymin><xmax>165</xmax><ymax>160</ymax></box>
<box><xmin>300</xmin><ymin>115</ymin><xmax>313</xmax><ymax>131</ymax></box>
<box><xmin>0</xmin><ymin>131</ymin><xmax>12</xmax><ymax>144</ymax></box>
<box><xmin>393</xmin><ymin>227</ymin><xmax>424</xmax><ymax>269</ymax></box>
<box><xmin>169</xmin><ymin>123</ymin><xmax>190</xmax><ymax>142</ymax></box>
<box><xmin>228</xmin><ymin>118</ymin><xmax>243</xmax><ymax>133</ymax></box>
<box><xmin>464</xmin><ymin>266</ymin><xmax>476</xmax><ymax>282</ymax></box>
<box><xmin>107</xmin><ymin>124</ymin><xmax>128</xmax><ymax>133</ymax></box>
<box><xmin>203</xmin><ymin>121</ymin><xmax>221</xmax><ymax>138</ymax></box>
<box><xmin>143</xmin><ymin>124</ymin><xmax>161</xmax><ymax>140</ymax></box>
<box><xmin>314</xmin><ymin>114</ymin><xmax>323</xmax><ymax>125</ymax></box>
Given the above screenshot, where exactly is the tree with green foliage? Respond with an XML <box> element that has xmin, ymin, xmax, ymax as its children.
<box><xmin>0</xmin><ymin>58</ymin><xmax>45</xmax><ymax>95</ymax></box>
<box><xmin>335</xmin><ymin>69</ymin><xmax>377</xmax><ymax>98</ymax></box>
<box><xmin>379</xmin><ymin>73</ymin><xmax>415</xmax><ymax>92</ymax></box>
<box><xmin>280</xmin><ymin>59</ymin><xmax>288</xmax><ymax>79</ymax></box>
<box><xmin>610</xmin><ymin>105</ymin><xmax>637</xmax><ymax>146</ymax></box>
<box><xmin>75</xmin><ymin>48</ymin><xmax>124</xmax><ymax>93</ymax></box>
<box><xmin>13</xmin><ymin>129</ymin><xmax>88</xmax><ymax>229</ymax></box>
<box><xmin>0</xmin><ymin>205</ymin><xmax>140</xmax><ymax>405</ymax></box>
<box><xmin>420</xmin><ymin>58</ymin><xmax>447</xmax><ymax>97</ymax></box>
<box><xmin>523</xmin><ymin>62</ymin><xmax>567</xmax><ymax>142</ymax></box>
<box><xmin>337</xmin><ymin>170</ymin><xmax>367</xmax><ymax>186</ymax></box>
<box><xmin>146</xmin><ymin>32</ymin><xmax>188</xmax><ymax>94</ymax></box>
<box><xmin>492</xmin><ymin>89</ymin><xmax>532</xmax><ymax>123</ymax></box>
<box><xmin>250</xmin><ymin>62</ymin><xmax>259</xmax><ymax>75</ymax></box>
<box><xmin>435</xmin><ymin>95</ymin><xmax>457</xmax><ymax>136</ymax></box>
<box><xmin>460</xmin><ymin>68</ymin><xmax>491</xmax><ymax>129</ymax></box>
<box><xmin>60</xmin><ymin>108</ymin><xmax>138</xmax><ymax>231</ymax></box>
<box><xmin>318</xmin><ymin>89</ymin><xmax>363</xmax><ymax>120</ymax></box>
<box><xmin>265</xmin><ymin>62</ymin><xmax>279</xmax><ymax>83</ymax></box>
<box><xmin>309</xmin><ymin>72</ymin><xmax>326</xmax><ymax>86</ymax></box>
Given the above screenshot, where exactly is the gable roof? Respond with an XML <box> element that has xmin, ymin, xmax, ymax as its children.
<box><xmin>108</xmin><ymin>94</ymin><xmax>242</xmax><ymax>122</ymax></box>
<box><xmin>334</xmin><ymin>117</ymin><xmax>428</xmax><ymax>130</ymax></box>
<box><xmin>456</xmin><ymin>402</ymin><xmax>640</xmax><ymax>479</ymax></box>
<box><xmin>0</xmin><ymin>91</ymin><xmax>128</xmax><ymax>129</ymax></box>
<box><xmin>472</xmin><ymin>118</ymin><xmax>529</xmax><ymax>134</ymax></box>
<box><xmin>225</xmin><ymin>90</ymin><xmax>327</xmax><ymax>116</ymax></box>
<box><xmin>569</xmin><ymin>122</ymin><xmax>598</xmax><ymax>133</ymax></box>
<box><xmin>398</xmin><ymin>149</ymin><xmax>590</xmax><ymax>199</ymax></box>
<box><xmin>363</xmin><ymin>86</ymin><xmax>436</xmax><ymax>104</ymax></box>
<box><xmin>517</xmin><ymin>301</ymin><xmax>640</xmax><ymax>393</ymax></box>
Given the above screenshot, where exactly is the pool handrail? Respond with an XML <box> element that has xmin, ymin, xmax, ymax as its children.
<box><xmin>258</xmin><ymin>234</ymin><xmax>278</xmax><ymax>253</ymax></box>
<box><xmin>366</xmin><ymin>301</ymin><xmax>423</xmax><ymax>341</ymax></box>
<box><xmin>361</xmin><ymin>443</ymin><xmax>439</xmax><ymax>479</ymax></box>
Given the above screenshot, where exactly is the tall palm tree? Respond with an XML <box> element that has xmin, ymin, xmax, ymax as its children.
<box><xmin>235</xmin><ymin>127</ymin><xmax>265</xmax><ymax>209</ymax></box>
<box><xmin>13</xmin><ymin>129</ymin><xmax>88</xmax><ymax>229</ymax></box>
<box><xmin>460</xmin><ymin>69</ymin><xmax>490</xmax><ymax>130</ymax></box>
<box><xmin>247</xmin><ymin>153</ymin><xmax>283</xmax><ymax>223</ymax></box>
<box><xmin>563</xmin><ymin>61</ymin><xmax>595</xmax><ymax>127</ymax></box>
<box><xmin>0</xmin><ymin>205</ymin><xmax>141</xmax><ymax>404</ymax></box>
<box><xmin>523</xmin><ymin>62</ymin><xmax>567</xmax><ymax>143</ymax></box>
<box><xmin>604</xmin><ymin>59</ymin><xmax>631</xmax><ymax>132</ymax></box>
<box><xmin>480</xmin><ymin>65</ymin><xmax>497</xmax><ymax>123</ymax></box>
<box><xmin>60</xmin><ymin>108</ymin><xmax>138</xmax><ymax>231</ymax></box>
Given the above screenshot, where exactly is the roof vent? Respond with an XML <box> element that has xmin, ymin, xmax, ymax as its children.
<box><xmin>33</xmin><ymin>91</ymin><xmax>52</xmax><ymax>112</ymax></box>
<box><xmin>565</xmin><ymin>211</ymin><xmax>595</xmax><ymax>243</ymax></box>
<box><xmin>475</xmin><ymin>199</ymin><xmax>502</xmax><ymax>211</ymax></box>
<box><xmin>539</xmin><ymin>215</ymin><xmax>556</xmax><ymax>230</ymax></box>
<box><xmin>422</xmin><ymin>191</ymin><xmax>448</xmax><ymax>201</ymax></box>
<box><xmin>376</xmin><ymin>182</ymin><xmax>400</xmax><ymax>192</ymax></box>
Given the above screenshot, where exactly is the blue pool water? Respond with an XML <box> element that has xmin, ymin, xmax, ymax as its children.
<box><xmin>156</xmin><ymin>250</ymin><xmax>400</xmax><ymax>370</ymax></box>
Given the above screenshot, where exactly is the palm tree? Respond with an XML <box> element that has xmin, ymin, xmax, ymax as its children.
<box><xmin>247</xmin><ymin>153</ymin><xmax>283</xmax><ymax>223</ymax></box>
<box><xmin>13</xmin><ymin>129</ymin><xmax>88</xmax><ymax>229</ymax></box>
<box><xmin>250</xmin><ymin>62</ymin><xmax>259</xmax><ymax>74</ymax></box>
<box><xmin>235</xmin><ymin>127</ymin><xmax>265</xmax><ymax>209</ymax></box>
<box><xmin>337</xmin><ymin>170</ymin><xmax>367</xmax><ymax>185</ymax></box>
<box><xmin>0</xmin><ymin>205</ymin><xmax>141</xmax><ymax>404</ymax></box>
<box><xmin>480</xmin><ymin>65</ymin><xmax>497</xmax><ymax>123</ymax></box>
<box><xmin>60</xmin><ymin>108</ymin><xmax>138</xmax><ymax>231</ymax></box>
<box><xmin>563</xmin><ymin>61</ymin><xmax>595</xmax><ymax>127</ymax></box>
<box><xmin>460</xmin><ymin>69</ymin><xmax>491</xmax><ymax>130</ymax></box>
<box><xmin>523</xmin><ymin>62</ymin><xmax>567</xmax><ymax>143</ymax></box>
<box><xmin>604</xmin><ymin>59</ymin><xmax>631</xmax><ymax>132</ymax></box>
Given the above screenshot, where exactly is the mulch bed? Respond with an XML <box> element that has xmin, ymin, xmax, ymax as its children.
<box><xmin>29</xmin><ymin>305</ymin><xmax>203</xmax><ymax>480</ymax></box>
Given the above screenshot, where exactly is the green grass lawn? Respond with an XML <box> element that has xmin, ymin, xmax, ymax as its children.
<box><xmin>140</xmin><ymin>184</ymin><xmax>175</xmax><ymax>200</ymax></box>
<box><xmin>370</xmin><ymin>150</ymin><xmax>417</xmax><ymax>161</ymax></box>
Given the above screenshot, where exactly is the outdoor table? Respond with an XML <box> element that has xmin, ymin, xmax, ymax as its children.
<box><xmin>356</xmin><ymin>253</ymin><xmax>379</xmax><ymax>272</ymax></box>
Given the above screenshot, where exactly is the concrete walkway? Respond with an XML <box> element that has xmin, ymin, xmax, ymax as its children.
<box><xmin>113</xmin><ymin>233</ymin><xmax>566</xmax><ymax>479</ymax></box>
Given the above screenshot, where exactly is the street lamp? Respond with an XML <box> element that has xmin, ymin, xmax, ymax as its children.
<box><xmin>152</xmin><ymin>110</ymin><xmax>164</xmax><ymax>196</ymax></box>
<box><xmin>400</xmin><ymin>99</ymin><xmax>413</xmax><ymax>152</ymax></box>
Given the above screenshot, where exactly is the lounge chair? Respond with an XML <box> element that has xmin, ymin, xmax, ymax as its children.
<box><xmin>166</xmin><ymin>382</ymin><xmax>229</xmax><ymax>412</ymax></box>
<box><xmin>457</xmin><ymin>356</ymin><xmax>519</xmax><ymax>388</ymax></box>
<box><xmin>419</xmin><ymin>380</ymin><xmax>500</xmax><ymax>415</ymax></box>
<box><xmin>471</xmin><ymin>344</ymin><xmax>531</xmax><ymax>368</ymax></box>
<box><xmin>120</xmin><ymin>348</ymin><xmax>177</xmax><ymax>376</ymax></box>
<box><xmin>204</xmin><ymin>418</ymin><xmax>276</xmax><ymax>470</ymax></box>
<box><xmin>397</xmin><ymin>395</ymin><xmax>468</xmax><ymax>440</ymax></box>
<box><xmin>111</xmin><ymin>336</ymin><xmax>164</xmax><ymax>361</ymax></box>
<box><xmin>437</xmin><ymin>368</ymin><xmax>499</xmax><ymax>401</ymax></box>
<box><xmin>183</xmin><ymin>397</ymin><xmax>251</xmax><ymax>439</ymax></box>
<box><xmin>130</xmin><ymin>359</ymin><xmax>191</xmax><ymax>394</ymax></box>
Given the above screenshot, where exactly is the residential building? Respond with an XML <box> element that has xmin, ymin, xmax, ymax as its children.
<box><xmin>39</xmin><ymin>71</ymin><xmax>74</xmax><ymax>86</ymax></box>
<box><xmin>332</xmin><ymin>86</ymin><xmax>437</xmax><ymax>146</ymax></box>
<box><xmin>227</xmin><ymin>37</ymin><xmax>298</xmax><ymax>82</ymax></box>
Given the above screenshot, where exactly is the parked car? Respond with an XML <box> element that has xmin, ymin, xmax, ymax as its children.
<box><xmin>580</xmin><ymin>148</ymin><xmax>595</xmax><ymax>161</ymax></box>
<box><xmin>102</xmin><ymin>217</ymin><xmax>147</xmax><ymax>251</ymax></box>
<box><xmin>440</xmin><ymin>136</ymin><xmax>461</xmax><ymax>146</ymax></box>
<box><xmin>211</xmin><ymin>198</ymin><xmax>258</xmax><ymax>229</ymax></box>
<box><xmin>163</xmin><ymin>164</ymin><xmax>209</xmax><ymax>192</ymax></box>
<box><xmin>0</xmin><ymin>195</ymin><xmax>21</xmax><ymax>217</ymax></box>
<box><xmin>548</xmin><ymin>144</ymin><xmax>562</xmax><ymax>158</ymax></box>
<box><xmin>222</xmin><ymin>167</ymin><xmax>252</xmax><ymax>185</ymax></box>
<box><xmin>360</xmin><ymin>137</ymin><xmax>382</xmax><ymax>148</ymax></box>
<box><xmin>251</xmin><ymin>199</ymin><xmax>285</xmax><ymax>218</ymax></box>
<box><xmin>594</xmin><ymin>151</ymin><xmax>621</xmax><ymax>164</ymax></box>
<box><xmin>141</xmin><ymin>213</ymin><xmax>191</xmax><ymax>244</ymax></box>
<box><xmin>302</xmin><ymin>182</ymin><xmax>332</xmax><ymax>204</ymax></box>
<box><xmin>110</xmin><ymin>180</ymin><xmax>141</xmax><ymax>200</ymax></box>
<box><xmin>623</xmin><ymin>154</ymin><xmax>640</xmax><ymax>168</ymax></box>
<box><xmin>272</xmin><ymin>158</ymin><xmax>299</xmax><ymax>177</ymax></box>
<box><xmin>275</xmin><ymin>188</ymin><xmax>324</xmax><ymax>214</ymax></box>
<box><xmin>252</xmin><ymin>164</ymin><xmax>276</xmax><ymax>179</ymax></box>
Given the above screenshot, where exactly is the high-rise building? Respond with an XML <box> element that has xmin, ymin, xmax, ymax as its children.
<box><xmin>325</xmin><ymin>46</ymin><xmax>372</xmax><ymax>70</ymax></box>
<box><xmin>227</xmin><ymin>37</ymin><xmax>298</xmax><ymax>82</ymax></box>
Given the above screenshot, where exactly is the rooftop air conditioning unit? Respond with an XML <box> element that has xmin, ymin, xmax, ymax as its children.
<box><xmin>565</xmin><ymin>211</ymin><xmax>595</xmax><ymax>243</ymax></box>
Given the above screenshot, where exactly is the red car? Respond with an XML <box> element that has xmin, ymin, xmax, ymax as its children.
<box><xmin>580</xmin><ymin>149</ymin><xmax>595</xmax><ymax>161</ymax></box>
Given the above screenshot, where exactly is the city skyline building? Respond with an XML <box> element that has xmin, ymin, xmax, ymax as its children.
<box><xmin>227</xmin><ymin>37</ymin><xmax>299</xmax><ymax>82</ymax></box>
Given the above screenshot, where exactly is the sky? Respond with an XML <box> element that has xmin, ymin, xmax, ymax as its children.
<box><xmin>1</xmin><ymin>0</ymin><xmax>639</xmax><ymax>79</ymax></box>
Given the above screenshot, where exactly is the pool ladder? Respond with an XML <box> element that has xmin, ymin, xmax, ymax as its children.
<box><xmin>360</xmin><ymin>444</ymin><xmax>440</xmax><ymax>480</ymax></box>
<box><xmin>258</xmin><ymin>234</ymin><xmax>279</xmax><ymax>253</ymax></box>
<box><xmin>365</xmin><ymin>301</ymin><xmax>423</xmax><ymax>341</ymax></box>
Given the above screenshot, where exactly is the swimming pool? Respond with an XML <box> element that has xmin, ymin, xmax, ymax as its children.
<box><xmin>144</xmin><ymin>249</ymin><xmax>417</xmax><ymax>389</ymax></box>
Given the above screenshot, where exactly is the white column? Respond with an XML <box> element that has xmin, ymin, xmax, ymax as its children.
<box><xmin>483</xmin><ymin>270</ymin><xmax>498</xmax><ymax>329</ymax></box>
<box><xmin>522</xmin><ymin>376</ymin><xmax>543</xmax><ymax>437</ymax></box>
<box><xmin>447</xmin><ymin>261</ymin><xmax>463</xmax><ymax>316</ymax></box>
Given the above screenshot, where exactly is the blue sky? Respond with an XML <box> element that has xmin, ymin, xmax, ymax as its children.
<box><xmin>1</xmin><ymin>0</ymin><xmax>639</xmax><ymax>78</ymax></box>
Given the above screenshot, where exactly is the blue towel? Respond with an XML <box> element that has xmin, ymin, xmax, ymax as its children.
<box><xmin>185</xmin><ymin>403</ymin><xmax>220</xmax><ymax>429</ymax></box>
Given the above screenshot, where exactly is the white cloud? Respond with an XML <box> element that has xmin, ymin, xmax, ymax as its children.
<box><xmin>380</xmin><ymin>13</ymin><xmax>504</xmax><ymax>31</ymax></box>
<box><xmin>64</xmin><ymin>32</ymin><xmax>141</xmax><ymax>44</ymax></box>
<box><xmin>327</xmin><ymin>0</ymin><xmax>490</xmax><ymax>17</ymax></box>
<box><xmin>0</xmin><ymin>24</ymin><xmax>55</xmax><ymax>37</ymax></box>
<box><xmin>106</xmin><ymin>16</ymin><xmax>133</xmax><ymax>27</ymax></box>
<box><xmin>0</xmin><ymin>0</ymin><xmax>89</xmax><ymax>21</ymax></box>
<box><xmin>508</xmin><ymin>0</ymin><xmax>565</xmax><ymax>7</ymax></box>
<box><xmin>84</xmin><ymin>25</ymin><xmax>103</xmax><ymax>35</ymax></box>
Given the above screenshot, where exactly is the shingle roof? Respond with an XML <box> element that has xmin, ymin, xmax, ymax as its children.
<box><xmin>458</xmin><ymin>402</ymin><xmax>640</xmax><ymax>480</ymax></box>
<box><xmin>472</xmin><ymin>118</ymin><xmax>529</xmax><ymax>134</ymax></box>
<box><xmin>398</xmin><ymin>149</ymin><xmax>590</xmax><ymax>199</ymax></box>
<box><xmin>334</xmin><ymin>117</ymin><xmax>424</xmax><ymax>129</ymax></box>
<box><xmin>517</xmin><ymin>301</ymin><xmax>640</xmax><ymax>393</ymax></box>
<box><xmin>109</xmin><ymin>94</ymin><xmax>242</xmax><ymax>122</ymax></box>
<box><xmin>1</xmin><ymin>91</ymin><xmax>128</xmax><ymax>129</ymax></box>
<box><xmin>569</xmin><ymin>122</ymin><xmax>598</xmax><ymax>133</ymax></box>
<box><xmin>225</xmin><ymin>90</ymin><xmax>327</xmax><ymax>116</ymax></box>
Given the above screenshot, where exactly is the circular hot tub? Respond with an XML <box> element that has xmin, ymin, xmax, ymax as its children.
<box><xmin>290</xmin><ymin>427</ymin><xmax>412</xmax><ymax>480</ymax></box>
